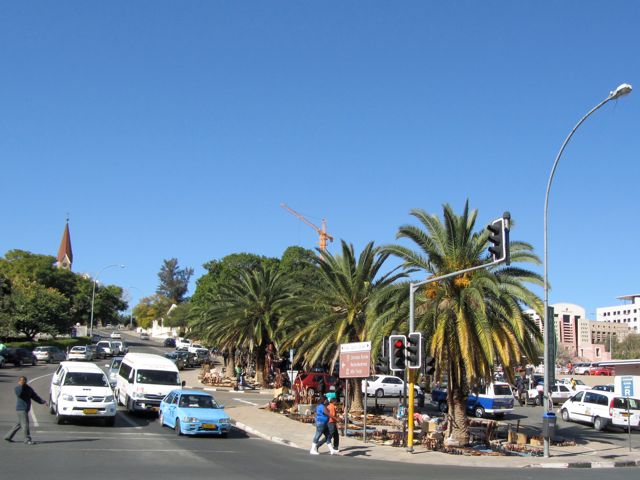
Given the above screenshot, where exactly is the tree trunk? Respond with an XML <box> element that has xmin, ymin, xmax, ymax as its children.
<box><xmin>255</xmin><ymin>345</ymin><xmax>268</xmax><ymax>388</ymax></box>
<box><xmin>348</xmin><ymin>378</ymin><xmax>364</xmax><ymax>414</ymax></box>
<box><xmin>224</xmin><ymin>348</ymin><xmax>236</xmax><ymax>379</ymax></box>
<box><xmin>446</xmin><ymin>389</ymin><xmax>470</xmax><ymax>446</ymax></box>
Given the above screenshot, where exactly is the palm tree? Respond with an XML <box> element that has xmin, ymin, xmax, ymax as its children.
<box><xmin>282</xmin><ymin>240</ymin><xmax>408</xmax><ymax>413</ymax></box>
<box><xmin>384</xmin><ymin>202</ymin><xmax>543</xmax><ymax>445</ymax></box>
<box><xmin>189</xmin><ymin>264</ymin><xmax>295</xmax><ymax>387</ymax></box>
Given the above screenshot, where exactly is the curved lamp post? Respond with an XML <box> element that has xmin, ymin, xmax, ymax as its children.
<box><xmin>543</xmin><ymin>83</ymin><xmax>632</xmax><ymax>457</ymax></box>
<box><xmin>89</xmin><ymin>264</ymin><xmax>126</xmax><ymax>337</ymax></box>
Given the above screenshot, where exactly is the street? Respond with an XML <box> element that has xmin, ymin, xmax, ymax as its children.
<box><xmin>0</xmin><ymin>333</ymin><xmax>637</xmax><ymax>479</ymax></box>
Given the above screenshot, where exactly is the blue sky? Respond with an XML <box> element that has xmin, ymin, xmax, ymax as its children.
<box><xmin>1</xmin><ymin>2</ymin><xmax>638</xmax><ymax>318</ymax></box>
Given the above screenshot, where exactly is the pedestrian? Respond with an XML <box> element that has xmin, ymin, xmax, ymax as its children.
<box><xmin>536</xmin><ymin>381</ymin><xmax>544</xmax><ymax>407</ymax></box>
<box><xmin>309</xmin><ymin>396</ymin><xmax>332</xmax><ymax>455</ymax></box>
<box><xmin>570</xmin><ymin>377</ymin><xmax>577</xmax><ymax>390</ymax></box>
<box><xmin>4</xmin><ymin>376</ymin><xmax>47</xmax><ymax>445</ymax></box>
<box><xmin>326</xmin><ymin>396</ymin><xmax>340</xmax><ymax>455</ymax></box>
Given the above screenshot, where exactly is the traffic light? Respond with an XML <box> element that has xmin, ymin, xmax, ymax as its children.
<box><xmin>487</xmin><ymin>212</ymin><xmax>511</xmax><ymax>264</ymax></box>
<box><xmin>376</xmin><ymin>335</ymin><xmax>390</xmax><ymax>374</ymax></box>
<box><xmin>406</xmin><ymin>332</ymin><xmax>422</xmax><ymax>369</ymax></box>
<box><xmin>424</xmin><ymin>356</ymin><xmax>436</xmax><ymax>375</ymax></box>
<box><xmin>388</xmin><ymin>334</ymin><xmax>406</xmax><ymax>372</ymax></box>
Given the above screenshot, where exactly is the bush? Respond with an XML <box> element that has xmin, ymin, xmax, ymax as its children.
<box><xmin>6</xmin><ymin>337</ymin><xmax>90</xmax><ymax>350</ymax></box>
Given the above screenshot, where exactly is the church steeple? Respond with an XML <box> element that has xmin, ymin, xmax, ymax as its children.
<box><xmin>57</xmin><ymin>218</ymin><xmax>73</xmax><ymax>271</ymax></box>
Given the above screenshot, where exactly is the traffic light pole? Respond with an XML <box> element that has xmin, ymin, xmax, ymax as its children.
<box><xmin>406</xmin><ymin>369</ymin><xmax>415</xmax><ymax>452</ymax></box>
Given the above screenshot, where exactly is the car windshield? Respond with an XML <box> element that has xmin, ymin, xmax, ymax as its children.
<box><xmin>136</xmin><ymin>369</ymin><xmax>180</xmax><ymax>385</ymax></box>
<box><xmin>64</xmin><ymin>372</ymin><xmax>109</xmax><ymax>387</ymax></box>
<box><xmin>111</xmin><ymin>359</ymin><xmax>122</xmax><ymax>370</ymax></box>
<box><xmin>494</xmin><ymin>384</ymin><xmax>513</xmax><ymax>396</ymax></box>
<box><xmin>179</xmin><ymin>394</ymin><xmax>217</xmax><ymax>408</ymax></box>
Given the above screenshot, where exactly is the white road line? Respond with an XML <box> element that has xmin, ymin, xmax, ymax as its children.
<box><xmin>233</xmin><ymin>398</ymin><xmax>258</xmax><ymax>406</ymax></box>
<box><xmin>26</xmin><ymin>374</ymin><xmax>54</xmax><ymax>428</ymax></box>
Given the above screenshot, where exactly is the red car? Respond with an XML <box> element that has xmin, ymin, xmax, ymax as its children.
<box><xmin>588</xmin><ymin>364</ymin><xmax>615</xmax><ymax>376</ymax></box>
<box><xmin>293</xmin><ymin>372</ymin><xmax>341</xmax><ymax>396</ymax></box>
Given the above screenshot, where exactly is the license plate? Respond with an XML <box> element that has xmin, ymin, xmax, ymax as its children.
<box><xmin>83</xmin><ymin>408</ymin><xmax>98</xmax><ymax>414</ymax></box>
<box><xmin>152</xmin><ymin>407</ymin><xmax>159</xmax><ymax>412</ymax></box>
<box><xmin>202</xmin><ymin>424</ymin><xmax>217</xmax><ymax>430</ymax></box>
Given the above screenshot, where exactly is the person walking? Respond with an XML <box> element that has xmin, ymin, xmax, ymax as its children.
<box><xmin>4</xmin><ymin>376</ymin><xmax>47</xmax><ymax>445</ymax></box>
<box><xmin>309</xmin><ymin>396</ymin><xmax>332</xmax><ymax>455</ymax></box>
<box><xmin>326</xmin><ymin>396</ymin><xmax>339</xmax><ymax>455</ymax></box>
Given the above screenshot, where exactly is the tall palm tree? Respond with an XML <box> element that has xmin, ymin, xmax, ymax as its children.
<box><xmin>282</xmin><ymin>240</ymin><xmax>408</xmax><ymax>413</ymax></box>
<box><xmin>384</xmin><ymin>202</ymin><xmax>543</xmax><ymax>445</ymax></box>
<box><xmin>189</xmin><ymin>264</ymin><xmax>295</xmax><ymax>387</ymax></box>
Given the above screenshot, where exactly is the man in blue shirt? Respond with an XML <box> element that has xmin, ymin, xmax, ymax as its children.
<box><xmin>4</xmin><ymin>376</ymin><xmax>47</xmax><ymax>445</ymax></box>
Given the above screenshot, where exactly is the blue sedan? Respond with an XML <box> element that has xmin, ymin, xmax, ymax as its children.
<box><xmin>159</xmin><ymin>389</ymin><xmax>231</xmax><ymax>436</ymax></box>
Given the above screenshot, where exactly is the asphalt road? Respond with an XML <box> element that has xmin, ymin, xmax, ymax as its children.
<box><xmin>0</xmin><ymin>333</ymin><xmax>637</xmax><ymax>479</ymax></box>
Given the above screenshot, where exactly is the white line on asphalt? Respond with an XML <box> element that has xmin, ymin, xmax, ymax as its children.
<box><xmin>233</xmin><ymin>398</ymin><xmax>258</xmax><ymax>406</ymax></box>
<box><xmin>27</xmin><ymin>373</ymin><xmax>53</xmax><ymax>428</ymax></box>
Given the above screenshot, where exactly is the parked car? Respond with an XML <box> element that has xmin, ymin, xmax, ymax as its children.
<box><xmin>363</xmin><ymin>375</ymin><xmax>423</xmax><ymax>398</ymax></box>
<box><xmin>561</xmin><ymin>389</ymin><xmax>640</xmax><ymax>431</ymax></box>
<box><xmin>432</xmin><ymin>382</ymin><xmax>515</xmax><ymax>418</ymax></box>
<box><xmin>139</xmin><ymin>332</ymin><xmax>150</xmax><ymax>341</ymax></box>
<box><xmin>110</xmin><ymin>331</ymin><xmax>122</xmax><ymax>339</ymax></box>
<box><xmin>557</xmin><ymin>378</ymin><xmax>591</xmax><ymax>392</ymax></box>
<box><xmin>526</xmin><ymin>383</ymin><xmax>574</xmax><ymax>406</ymax></box>
<box><xmin>0</xmin><ymin>354</ymin><xmax>5</xmax><ymax>368</ymax></box>
<box><xmin>294</xmin><ymin>372</ymin><xmax>341</xmax><ymax>396</ymax></box>
<box><xmin>593</xmin><ymin>384</ymin><xmax>615</xmax><ymax>392</ymax></box>
<box><xmin>111</xmin><ymin>340</ymin><xmax>127</xmax><ymax>355</ymax></box>
<box><xmin>105</xmin><ymin>356</ymin><xmax>124</xmax><ymax>388</ymax></box>
<box><xmin>2</xmin><ymin>347</ymin><xmax>37</xmax><ymax>366</ymax></box>
<box><xmin>33</xmin><ymin>346</ymin><xmax>66</xmax><ymax>364</ymax></box>
<box><xmin>159</xmin><ymin>389</ymin><xmax>230</xmax><ymax>436</ymax></box>
<box><xmin>67</xmin><ymin>345</ymin><xmax>93</xmax><ymax>361</ymax></box>
<box><xmin>589</xmin><ymin>364</ymin><xmax>615</xmax><ymax>376</ymax></box>
<box><xmin>88</xmin><ymin>344</ymin><xmax>108</xmax><ymax>360</ymax></box>
<box><xmin>175</xmin><ymin>350</ymin><xmax>199</xmax><ymax>368</ymax></box>
<box><xmin>49</xmin><ymin>361</ymin><xmax>116</xmax><ymax>426</ymax></box>
<box><xmin>163</xmin><ymin>337</ymin><xmax>176</xmax><ymax>348</ymax></box>
<box><xmin>573</xmin><ymin>363</ymin><xmax>594</xmax><ymax>375</ymax></box>
<box><xmin>175</xmin><ymin>337</ymin><xmax>192</xmax><ymax>349</ymax></box>
<box><xmin>164</xmin><ymin>352</ymin><xmax>186</xmax><ymax>370</ymax></box>
<box><xmin>96</xmin><ymin>340</ymin><xmax>115</xmax><ymax>357</ymax></box>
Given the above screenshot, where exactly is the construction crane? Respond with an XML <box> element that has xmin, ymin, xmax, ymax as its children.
<box><xmin>280</xmin><ymin>203</ymin><xmax>334</xmax><ymax>251</ymax></box>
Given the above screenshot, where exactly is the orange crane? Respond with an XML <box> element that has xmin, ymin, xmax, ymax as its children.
<box><xmin>280</xmin><ymin>203</ymin><xmax>334</xmax><ymax>251</ymax></box>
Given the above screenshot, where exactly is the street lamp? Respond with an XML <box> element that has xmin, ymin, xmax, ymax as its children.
<box><xmin>89</xmin><ymin>264</ymin><xmax>126</xmax><ymax>337</ymax></box>
<box><xmin>543</xmin><ymin>83</ymin><xmax>632</xmax><ymax>457</ymax></box>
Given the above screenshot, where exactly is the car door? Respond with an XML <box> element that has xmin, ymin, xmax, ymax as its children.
<box><xmin>165</xmin><ymin>392</ymin><xmax>180</xmax><ymax>427</ymax></box>
<box><xmin>565</xmin><ymin>391</ymin><xmax>586</xmax><ymax>421</ymax></box>
<box><xmin>383</xmin><ymin>377</ymin><xmax>402</xmax><ymax>396</ymax></box>
<box><xmin>50</xmin><ymin>365</ymin><xmax>66</xmax><ymax>407</ymax></box>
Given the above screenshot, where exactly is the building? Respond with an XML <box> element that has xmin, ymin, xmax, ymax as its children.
<box><xmin>56</xmin><ymin>219</ymin><xmax>73</xmax><ymax>271</ymax></box>
<box><xmin>596</xmin><ymin>294</ymin><xmax>640</xmax><ymax>335</ymax></box>
<box><xmin>587</xmin><ymin>320</ymin><xmax>630</xmax><ymax>348</ymax></box>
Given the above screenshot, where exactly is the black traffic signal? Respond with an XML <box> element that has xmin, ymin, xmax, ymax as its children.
<box><xmin>487</xmin><ymin>212</ymin><xmax>511</xmax><ymax>264</ymax></box>
<box><xmin>406</xmin><ymin>332</ymin><xmax>422</xmax><ymax>369</ymax></box>
<box><xmin>389</xmin><ymin>334</ymin><xmax>406</xmax><ymax>372</ymax></box>
<box><xmin>424</xmin><ymin>356</ymin><xmax>436</xmax><ymax>375</ymax></box>
<box><xmin>376</xmin><ymin>335</ymin><xmax>390</xmax><ymax>374</ymax></box>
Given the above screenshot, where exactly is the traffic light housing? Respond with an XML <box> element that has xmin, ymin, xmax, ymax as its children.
<box><xmin>424</xmin><ymin>356</ymin><xmax>436</xmax><ymax>375</ymax></box>
<box><xmin>388</xmin><ymin>334</ymin><xmax>406</xmax><ymax>372</ymax></box>
<box><xmin>406</xmin><ymin>332</ymin><xmax>422</xmax><ymax>369</ymax></box>
<box><xmin>376</xmin><ymin>335</ymin><xmax>390</xmax><ymax>374</ymax></box>
<box><xmin>487</xmin><ymin>212</ymin><xmax>511</xmax><ymax>264</ymax></box>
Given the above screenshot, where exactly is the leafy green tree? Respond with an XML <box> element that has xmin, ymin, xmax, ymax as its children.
<box><xmin>0</xmin><ymin>272</ymin><xmax>12</xmax><ymax>335</ymax></box>
<box><xmin>133</xmin><ymin>294</ymin><xmax>172</xmax><ymax>329</ymax></box>
<box><xmin>279</xmin><ymin>246</ymin><xmax>324</xmax><ymax>292</ymax></box>
<box><xmin>190</xmin><ymin>264</ymin><xmax>295</xmax><ymax>387</ymax></box>
<box><xmin>384</xmin><ymin>202</ymin><xmax>543</xmax><ymax>445</ymax></box>
<box><xmin>612</xmin><ymin>333</ymin><xmax>640</xmax><ymax>359</ymax></box>
<box><xmin>157</xmin><ymin>258</ymin><xmax>194</xmax><ymax>304</ymax></box>
<box><xmin>165</xmin><ymin>302</ymin><xmax>192</xmax><ymax>330</ymax></box>
<box><xmin>10</xmin><ymin>280</ymin><xmax>71</xmax><ymax>339</ymax></box>
<box><xmin>281</xmin><ymin>241</ymin><xmax>407</xmax><ymax>413</ymax></box>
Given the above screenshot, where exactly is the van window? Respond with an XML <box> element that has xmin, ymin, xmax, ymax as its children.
<box><xmin>613</xmin><ymin>397</ymin><xmax>640</xmax><ymax>410</ymax></box>
<box><xmin>584</xmin><ymin>392</ymin><xmax>607</xmax><ymax>405</ymax></box>
<box><xmin>493</xmin><ymin>384</ymin><xmax>512</xmax><ymax>396</ymax></box>
<box><xmin>136</xmin><ymin>369</ymin><xmax>180</xmax><ymax>386</ymax></box>
<box><xmin>64</xmin><ymin>372</ymin><xmax>109</xmax><ymax>387</ymax></box>
<box><xmin>119</xmin><ymin>362</ymin><xmax>132</xmax><ymax>380</ymax></box>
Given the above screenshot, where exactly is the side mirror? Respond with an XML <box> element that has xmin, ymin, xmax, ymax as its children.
<box><xmin>217</xmin><ymin>404</ymin><xmax>225</xmax><ymax>409</ymax></box>
<box><xmin>52</xmin><ymin>380</ymin><xmax>60</xmax><ymax>386</ymax></box>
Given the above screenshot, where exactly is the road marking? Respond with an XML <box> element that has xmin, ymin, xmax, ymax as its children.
<box><xmin>233</xmin><ymin>398</ymin><xmax>258</xmax><ymax>406</ymax></box>
<box><xmin>26</xmin><ymin>373</ymin><xmax>54</xmax><ymax>428</ymax></box>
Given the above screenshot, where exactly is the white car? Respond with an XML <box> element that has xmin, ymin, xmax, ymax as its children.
<box><xmin>110</xmin><ymin>331</ymin><xmax>122</xmax><ymax>339</ymax></box>
<box><xmin>573</xmin><ymin>363</ymin><xmax>594</xmax><ymax>375</ymax></box>
<box><xmin>557</xmin><ymin>378</ymin><xmax>590</xmax><ymax>392</ymax></box>
<box><xmin>67</xmin><ymin>345</ymin><xmax>93</xmax><ymax>361</ymax></box>
<box><xmin>50</xmin><ymin>361</ymin><xmax>117</xmax><ymax>426</ymax></box>
<box><xmin>527</xmin><ymin>383</ymin><xmax>574</xmax><ymax>406</ymax></box>
<box><xmin>362</xmin><ymin>375</ymin><xmax>423</xmax><ymax>398</ymax></box>
<box><xmin>175</xmin><ymin>337</ymin><xmax>192</xmax><ymax>349</ymax></box>
<box><xmin>96</xmin><ymin>340</ymin><xmax>115</xmax><ymax>357</ymax></box>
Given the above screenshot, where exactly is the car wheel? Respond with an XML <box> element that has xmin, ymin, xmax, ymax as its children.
<box><xmin>15</xmin><ymin>360</ymin><xmax>21</xmax><ymax>367</ymax></box>
<box><xmin>32</xmin><ymin>357</ymin><xmax>36</xmax><ymax>366</ymax></box>
<box><xmin>594</xmin><ymin>416</ymin><xmax>606</xmax><ymax>431</ymax></box>
<box><xmin>375</xmin><ymin>389</ymin><xmax>385</xmax><ymax>398</ymax></box>
<box><xmin>474</xmin><ymin>406</ymin><xmax>485</xmax><ymax>418</ymax></box>
<box><xmin>56</xmin><ymin>409</ymin><xmax>66</xmax><ymax>425</ymax></box>
<box><xmin>47</xmin><ymin>357</ymin><xmax>52</xmax><ymax>364</ymax></box>
<box><xmin>175</xmin><ymin>419</ymin><xmax>182</xmax><ymax>436</ymax></box>
<box><xmin>561</xmin><ymin>409</ymin><xmax>570</xmax><ymax>422</ymax></box>
<box><xmin>307</xmin><ymin>388</ymin><xmax>315</xmax><ymax>397</ymax></box>
<box><xmin>159</xmin><ymin>412</ymin><xmax>165</xmax><ymax>427</ymax></box>
<box><xmin>534</xmin><ymin>396</ymin><xmax>541</xmax><ymax>406</ymax></box>
<box><xmin>49</xmin><ymin>397</ymin><xmax>55</xmax><ymax>415</ymax></box>
<box><xmin>126</xmin><ymin>396</ymin><xmax>134</xmax><ymax>413</ymax></box>
<box><xmin>438</xmin><ymin>402</ymin><xmax>448</xmax><ymax>413</ymax></box>
<box><xmin>220</xmin><ymin>432</ymin><xmax>228</xmax><ymax>438</ymax></box>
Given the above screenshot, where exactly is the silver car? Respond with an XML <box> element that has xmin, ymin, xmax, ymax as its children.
<box><xmin>67</xmin><ymin>345</ymin><xmax>93</xmax><ymax>361</ymax></box>
<box><xmin>33</xmin><ymin>346</ymin><xmax>66</xmax><ymax>363</ymax></box>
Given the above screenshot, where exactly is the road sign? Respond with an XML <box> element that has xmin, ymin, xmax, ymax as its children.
<box><xmin>620</xmin><ymin>376</ymin><xmax>635</xmax><ymax>397</ymax></box>
<box><xmin>339</xmin><ymin>341</ymin><xmax>371</xmax><ymax>378</ymax></box>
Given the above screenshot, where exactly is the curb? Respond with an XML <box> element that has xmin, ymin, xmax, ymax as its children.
<box><xmin>232</xmin><ymin>420</ymin><xmax>302</xmax><ymax>449</ymax></box>
<box><xmin>528</xmin><ymin>460</ymin><xmax>640</xmax><ymax>469</ymax></box>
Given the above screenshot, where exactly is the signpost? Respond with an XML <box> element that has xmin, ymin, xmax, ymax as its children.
<box><xmin>340</xmin><ymin>342</ymin><xmax>371</xmax><ymax>442</ymax></box>
<box><xmin>619</xmin><ymin>376</ymin><xmax>634</xmax><ymax>452</ymax></box>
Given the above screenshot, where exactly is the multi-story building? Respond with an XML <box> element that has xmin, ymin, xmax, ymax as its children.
<box><xmin>587</xmin><ymin>320</ymin><xmax>630</xmax><ymax>348</ymax></box>
<box><xmin>596</xmin><ymin>294</ymin><xmax>640</xmax><ymax>334</ymax></box>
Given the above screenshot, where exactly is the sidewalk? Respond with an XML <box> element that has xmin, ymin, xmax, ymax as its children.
<box><xmin>181</xmin><ymin>369</ymin><xmax>640</xmax><ymax>469</ymax></box>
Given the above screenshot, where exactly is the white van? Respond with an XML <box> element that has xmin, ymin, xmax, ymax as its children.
<box><xmin>115</xmin><ymin>353</ymin><xmax>182</xmax><ymax>413</ymax></box>
<box><xmin>560</xmin><ymin>389</ymin><xmax>640</xmax><ymax>431</ymax></box>
<box><xmin>49</xmin><ymin>361</ymin><xmax>117</xmax><ymax>426</ymax></box>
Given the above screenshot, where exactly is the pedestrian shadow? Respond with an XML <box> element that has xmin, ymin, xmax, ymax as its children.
<box><xmin>31</xmin><ymin>439</ymin><xmax>100</xmax><ymax>445</ymax></box>
<box><xmin>338</xmin><ymin>445</ymin><xmax>372</xmax><ymax>457</ymax></box>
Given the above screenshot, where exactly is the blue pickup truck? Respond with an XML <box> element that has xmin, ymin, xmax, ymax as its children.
<box><xmin>431</xmin><ymin>382</ymin><xmax>515</xmax><ymax>418</ymax></box>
